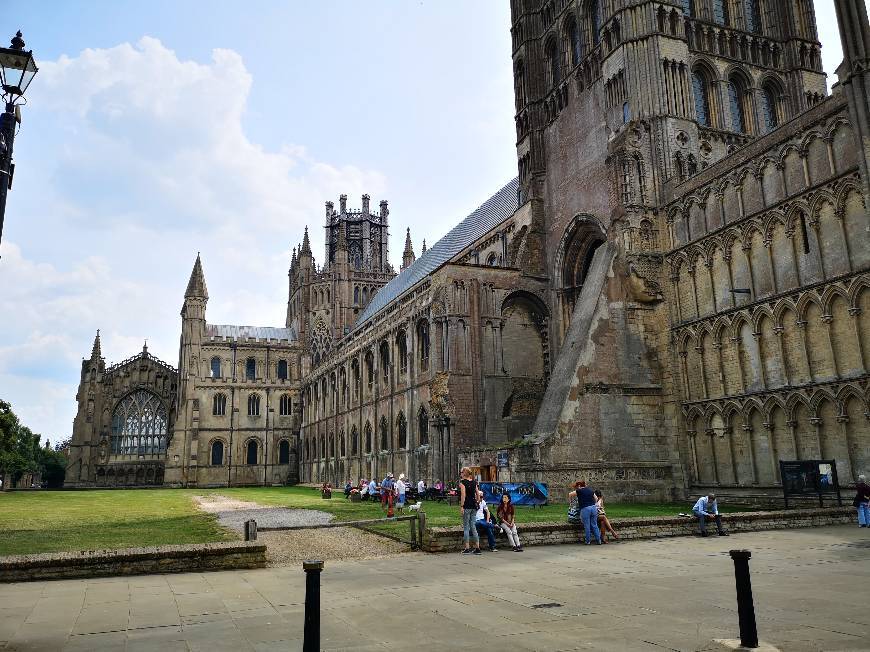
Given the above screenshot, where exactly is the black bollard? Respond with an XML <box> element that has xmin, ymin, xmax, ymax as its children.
<box><xmin>303</xmin><ymin>559</ymin><xmax>324</xmax><ymax>652</ymax></box>
<box><xmin>244</xmin><ymin>519</ymin><xmax>257</xmax><ymax>541</ymax></box>
<box><xmin>729</xmin><ymin>549</ymin><xmax>758</xmax><ymax>649</ymax></box>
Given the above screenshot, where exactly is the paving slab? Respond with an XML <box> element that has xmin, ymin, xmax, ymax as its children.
<box><xmin>0</xmin><ymin>525</ymin><xmax>868</xmax><ymax>651</ymax></box>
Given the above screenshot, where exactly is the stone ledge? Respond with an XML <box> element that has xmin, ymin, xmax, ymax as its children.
<box><xmin>0</xmin><ymin>541</ymin><xmax>266</xmax><ymax>582</ymax></box>
<box><xmin>423</xmin><ymin>507</ymin><xmax>854</xmax><ymax>552</ymax></box>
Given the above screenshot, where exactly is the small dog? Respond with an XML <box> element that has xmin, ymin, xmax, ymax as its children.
<box><xmin>408</xmin><ymin>501</ymin><xmax>423</xmax><ymax>512</ymax></box>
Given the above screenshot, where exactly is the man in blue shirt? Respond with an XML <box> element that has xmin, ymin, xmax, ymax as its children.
<box><xmin>367</xmin><ymin>478</ymin><xmax>377</xmax><ymax>501</ymax></box>
<box><xmin>693</xmin><ymin>493</ymin><xmax>728</xmax><ymax>536</ymax></box>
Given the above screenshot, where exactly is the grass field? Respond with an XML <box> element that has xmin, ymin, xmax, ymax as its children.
<box><xmin>0</xmin><ymin>487</ymin><xmax>753</xmax><ymax>555</ymax></box>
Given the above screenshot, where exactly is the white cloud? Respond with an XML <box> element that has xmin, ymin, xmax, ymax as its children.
<box><xmin>1</xmin><ymin>37</ymin><xmax>386</xmax><ymax>441</ymax></box>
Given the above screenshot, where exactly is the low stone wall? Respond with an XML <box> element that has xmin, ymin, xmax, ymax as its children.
<box><xmin>0</xmin><ymin>541</ymin><xmax>266</xmax><ymax>582</ymax></box>
<box><xmin>422</xmin><ymin>507</ymin><xmax>855</xmax><ymax>552</ymax></box>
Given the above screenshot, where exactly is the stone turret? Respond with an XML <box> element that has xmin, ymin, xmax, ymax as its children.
<box><xmin>91</xmin><ymin>330</ymin><xmax>102</xmax><ymax>361</ymax></box>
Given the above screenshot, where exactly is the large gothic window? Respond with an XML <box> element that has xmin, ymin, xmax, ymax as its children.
<box><xmin>545</xmin><ymin>37</ymin><xmax>560</xmax><ymax>89</ymax></box>
<box><xmin>397</xmin><ymin>332</ymin><xmax>408</xmax><ymax>374</ymax></box>
<box><xmin>210</xmin><ymin>357</ymin><xmax>221</xmax><ymax>379</ymax></box>
<box><xmin>310</xmin><ymin>319</ymin><xmax>331</xmax><ymax>367</ymax></box>
<box><xmin>210</xmin><ymin>440</ymin><xmax>224</xmax><ymax>465</ymax></box>
<box><xmin>277</xmin><ymin>359</ymin><xmax>288</xmax><ymax>380</ymax></box>
<box><xmin>111</xmin><ymin>390</ymin><xmax>168</xmax><ymax>456</ymax></box>
<box><xmin>279</xmin><ymin>393</ymin><xmax>292</xmax><ymax>416</ymax></box>
<box><xmin>692</xmin><ymin>69</ymin><xmax>712</xmax><ymax>127</ymax></box>
<box><xmin>246</xmin><ymin>439</ymin><xmax>258</xmax><ymax>465</ymax></box>
<box><xmin>248</xmin><ymin>393</ymin><xmax>261</xmax><ymax>416</ymax></box>
<box><xmin>380</xmin><ymin>416</ymin><xmax>389</xmax><ymax>451</ymax></box>
<box><xmin>245</xmin><ymin>357</ymin><xmax>256</xmax><ymax>380</ymax></box>
<box><xmin>589</xmin><ymin>0</ymin><xmax>601</xmax><ymax>46</ymax></box>
<box><xmin>365</xmin><ymin>422</ymin><xmax>372</xmax><ymax>453</ymax></box>
<box><xmin>351</xmin><ymin>426</ymin><xmax>359</xmax><ymax>455</ymax></box>
<box><xmin>566</xmin><ymin>16</ymin><xmax>582</xmax><ymax>66</ymax></box>
<box><xmin>417</xmin><ymin>320</ymin><xmax>430</xmax><ymax>371</ymax></box>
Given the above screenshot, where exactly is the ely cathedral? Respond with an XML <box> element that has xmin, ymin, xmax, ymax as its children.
<box><xmin>67</xmin><ymin>0</ymin><xmax>870</xmax><ymax>503</ymax></box>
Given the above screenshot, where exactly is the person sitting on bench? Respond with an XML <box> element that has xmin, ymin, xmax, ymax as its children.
<box><xmin>693</xmin><ymin>493</ymin><xmax>728</xmax><ymax>537</ymax></box>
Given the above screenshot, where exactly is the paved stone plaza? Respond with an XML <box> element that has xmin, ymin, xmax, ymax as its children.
<box><xmin>1</xmin><ymin>526</ymin><xmax>867</xmax><ymax>651</ymax></box>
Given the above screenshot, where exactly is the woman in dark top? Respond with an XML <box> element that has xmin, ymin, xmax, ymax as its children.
<box><xmin>855</xmin><ymin>474</ymin><xmax>870</xmax><ymax>527</ymax></box>
<box><xmin>459</xmin><ymin>467</ymin><xmax>481</xmax><ymax>554</ymax></box>
<box><xmin>568</xmin><ymin>480</ymin><xmax>601</xmax><ymax>545</ymax></box>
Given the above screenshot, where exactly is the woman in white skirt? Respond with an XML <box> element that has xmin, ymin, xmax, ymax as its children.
<box><xmin>497</xmin><ymin>493</ymin><xmax>523</xmax><ymax>552</ymax></box>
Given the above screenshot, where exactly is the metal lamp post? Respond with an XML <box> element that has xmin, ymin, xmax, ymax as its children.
<box><xmin>0</xmin><ymin>31</ymin><xmax>38</xmax><ymax>248</ymax></box>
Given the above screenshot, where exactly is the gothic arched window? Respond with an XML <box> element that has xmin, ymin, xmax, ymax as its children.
<box><xmin>514</xmin><ymin>60</ymin><xmax>526</xmax><ymax>111</ymax></box>
<box><xmin>566</xmin><ymin>16</ymin><xmax>582</xmax><ymax>66</ymax></box>
<box><xmin>111</xmin><ymin>390</ymin><xmax>168</xmax><ymax>456</ymax></box>
<box><xmin>277</xmin><ymin>359</ymin><xmax>288</xmax><ymax>380</ymax></box>
<box><xmin>213</xmin><ymin>393</ymin><xmax>226</xmax><ymax>416</ymax></box>
<box><xmin>279</xmin><ymin>393</ymin><xmax>292</xmax><ymax>416</ymax></box>
<box><xmin>760</xmin><ymin>81</ymin><xmax>781</xmax><ymax>132</ymax></box>
<box><xmin>418</xmin><ymin>408</ymin><xmax>429</xmax><ymax>446</ymax></box>
<box><xmin>589</xmin><ymin>0</ymin><xmax>601</xmax><ymax>46</ymax></box>
<box><xmin>692</xmin><ymin>68</ymin><xmax>713</xmax><ymax>127</ymax></box>
<box><xmin>545</xmin><ymin>37</ymin><xmax>560</xmax><ymax>88</ymax></box>
<box><xmin>713</xmin><ymin>0</ymin><xmax>729</xmax><ymax>25</ymax></box>
<box><xmin>397</xmin><ymin>412</ymin><xmax>407</xmax><ymax>449</ymax></box>
<box><xmin>380</xmin><ymin>417</ymin><xmax>389</xmax><ymax>451</ymax></box>
<box><xmin>245</xmin><ymin>357</ymin><xmax>256</xmax><ymax>380</ymax></box>
<box><xmin>278</xmin><ymin>439</ymin><xmax>290</xmax><ymax>465</ymax></box>
<box><xmin>248</xmin><ymin>393</ymin><xmax>261</xmax><ymax>416</ymax></box>
<box><xmin>727</xmin><ymin>74</ymin><xmax>750</xmax><ymax>133</ymax></box>
<box><xmin>210</xmin><ymin>440</ymin><xmax>224</xmax><ymax>466</ymax></box>
<box><xmin>397</xmin><ymin>332</ymin><xmax>408</xmax><ymax>374</ymax></box>
<box><xmin>744</xmin><ymin>0</ymin><xmax>761</xmax><ymax>33</ymax></box>
<box><xmin>365</xmin><ymin>422</ymin><xmax>372</xmax><ymax>453</ymax></box>
<box><xmin>351</xmin><ymin>426</ymin><xmax>359</xmax><ymax>455</ymax></box>
<box><xmin>417</xmin><ymin>320</ymin><xmax>430</xmax><ymax>371</ymax></box>
<box><xmin>246</xmin><ymin>439</ymin><xmax>258</xmax><ymax>465</ymax></box>
<box><xmin>339</xmin><ymin>430</ymin><xmax>345</xmax><ymax>457</ymax></box>
<box><xmin>210</xmin><ymin>356</ymin><xmax>221</xmax><ymax>378</ymax></box>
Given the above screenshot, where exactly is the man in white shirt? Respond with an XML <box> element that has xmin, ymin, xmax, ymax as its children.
<box><xmin>474</xmin><ymin>492</ymin><xmax>499</xmax><ymax>551</ymax></box>
<box><xmin>417</xmin><ymin>479</ymin><xmax>426</xmax><ymax>497</ymax></box>
<box><xmin>693</xmin><ymin>493</ymin><xmax>728</xmax><ymax>536</ymax></box>
<box><xmin>395</xmin><ymin>474</ymin><xmax>407</xmax><ymax>513</ymax></box>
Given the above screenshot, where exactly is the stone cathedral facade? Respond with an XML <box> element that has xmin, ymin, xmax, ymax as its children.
<box><xmin>68</xmin><ymin>0</ymin><xmax>870</xmax><ymax>499</ymax></box>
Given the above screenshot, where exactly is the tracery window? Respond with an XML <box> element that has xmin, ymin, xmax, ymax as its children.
<box><xmin>277</xmin><ymin>359</ymin><xmax>288</xmax><ymax>380</ymax></box>
<box><xmin>213</xmin><ymin>393</ymin><xmax>227</xmax><ymax>416</ymax></box>
<box><xmin>210</xmin><ymin>356</ymin><xmax>221</xmax><ymax>378</ymax></box>
<box><xmin>727</xmin><ymin>75</ymin><xmax>750</xmax><ymax>133</ymax></box>
<box><xmin>111</xmin><ymin>390</ymin><xmax>168</xmax><ymax>456</ymax></box>
<box><xmin>545</xmin><ymin>37</ymin><xmax>560</xmax><ymax>89</ymax></box>
<box><xmin>279</xmin><ymin>393</ymin><xmax>292</xmax><ymax>416</ymax></box>
<box><xmin>248</xmin><ymin>393</ymin><xmax>261</xmax><ymax>416</ymax></box>
<box><xmin>245</xmin><ymin>357</ymin><xmax>256</xmax><ymax>380</ymax></box>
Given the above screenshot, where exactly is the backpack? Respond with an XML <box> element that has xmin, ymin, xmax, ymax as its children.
<box><xmin>567</xmin><ymin>496</ymin><xmax>581</xmax><ymax>524</ymax></box>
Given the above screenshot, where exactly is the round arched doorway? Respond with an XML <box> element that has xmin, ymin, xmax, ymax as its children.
<box><xmin>554</xmin><ymin>216</ymin><xmax>606</xmax><ymax>332</ymax></box>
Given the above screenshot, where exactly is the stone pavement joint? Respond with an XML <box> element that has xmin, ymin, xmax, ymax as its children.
<box><xmin>0</xmin><ymin>525</ymin><xmax>867</xmax><ymax>651</ymax></box>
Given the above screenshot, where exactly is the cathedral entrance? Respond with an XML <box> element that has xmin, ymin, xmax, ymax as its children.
<box><xmin>554</xmin><ymin>216</ymin><xmax>605</xmax><ymax>337</ymax></box>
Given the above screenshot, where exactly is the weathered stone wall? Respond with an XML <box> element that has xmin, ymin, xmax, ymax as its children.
<box><xmin>0</xmin><ymin>541</ymin><xmax>267</xmax><ymax>583</ymax></box>
<box><xmin>422</xmin><ymin>507</ymin><xmax>855</xmax><ymax>552</ymax></box>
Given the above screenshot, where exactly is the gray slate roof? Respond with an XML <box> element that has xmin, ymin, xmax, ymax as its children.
<box><xmin>206</xmin><ymin>324</ymin><xmax>298</xmax><ymax>342</ymax></box>
<box><xmin>354</xmin><ymin>177</ymin><xmax>519</xmax><ymax>330</ymax></box>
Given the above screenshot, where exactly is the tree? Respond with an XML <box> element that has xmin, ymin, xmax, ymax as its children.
<box><xmin>0</xmin><ymin>400</ymin><xmax>65</xmax><ymax>488</ymax></box>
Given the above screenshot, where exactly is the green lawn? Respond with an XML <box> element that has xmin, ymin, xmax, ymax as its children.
<box><xmin>0</xmin><ymin>487</ymin><xmax>754</xmax><ymax>555</ymax></box>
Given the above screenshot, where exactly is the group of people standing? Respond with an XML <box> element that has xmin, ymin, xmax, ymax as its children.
<box><xmin>458</xmin><ymin>467</ymin><xmax>524</xmax><ymax>553</ymax></box>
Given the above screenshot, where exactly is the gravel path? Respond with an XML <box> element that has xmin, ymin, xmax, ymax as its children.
<box><xmin>192</xmin><ymin>494</ymin><xmax>406</xmax><ymax>566</ymax></box>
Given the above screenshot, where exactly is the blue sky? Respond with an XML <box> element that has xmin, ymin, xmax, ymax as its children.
<box><xmin>0</xmin><ymin>1</ymin><xmax>843</xmax><ymax>442</ymax></box>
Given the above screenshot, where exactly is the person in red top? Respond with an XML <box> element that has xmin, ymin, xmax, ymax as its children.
<box><xmin>497</xmin><ymin>493</ymin><xmax>523</xmax><ymax>552</ymax></box>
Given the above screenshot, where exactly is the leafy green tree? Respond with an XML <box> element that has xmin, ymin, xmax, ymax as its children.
<box><xmin>0</xmin><ymin>400</ymin><xmax>66</xmax><ymax>488</ymax></box>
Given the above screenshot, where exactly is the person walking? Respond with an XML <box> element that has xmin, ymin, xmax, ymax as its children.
<box><xmin>693</xmin><ymin>493</ymin><xmax>728</xmax><ymax>536</ymax></box>
<box><xmin>459</xmin><ymin>467</ymin><xmax>481</xmax><ymax>554</ymax></box>
<box><xmin>381</xmin><ymin>472</ymin><xmax>395</xmax><ymax>513</ymax></box>
<box><xmin>594</xmin><ymin>489</ymin><xmax>618</xmax><ymax>543</ymax></box>
<box><xmin>497</xmin><ymin>493</ymin><xmax>523</xmax><ymax>551</ymax></box>
<box><xmin>569</xmin><ymin>480</ymin><xmax>601</xmax><ymax>545</ymax></box>
<box><xmin>854</xmin><ymin>475</ymin><xmax>870</xmax><ymax>527</ymax></box>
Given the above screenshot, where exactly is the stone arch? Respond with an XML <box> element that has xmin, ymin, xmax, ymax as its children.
<box><xmin>501</xmin><ymin>290</ymin><xmax>550</xmax><ymax>392</ymax></box>
<box><xmin>553</xmin><ymin>214</ymin><xmax>606</xmax><ymax>328</ymax></box>
<box><xmin>838</xmin><ymin>184</ymin><xmax>869</xmax><ymax>271</ymax></box>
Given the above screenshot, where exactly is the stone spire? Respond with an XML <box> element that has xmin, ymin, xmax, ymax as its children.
<box><xmin>184</xmin><ymin>253</ymin><xmax>208</xmax><ymax>299</ymax></box>
<box><xmin>90</xmin><ymin>330</ymin><xmax>102</xmax><ymax>360</ymax></box>
<box><xmin>301</xmin><ymin>226</ymin><xmax>312</xmax><ymax>256</ymax></box>
<box><xmin>401</xmin><ymin>227</ymin><xmax>416</xmax><ymax>271</ymax></box>
<box><xmin>421</xmin><ymin>239</ymin><xmax>427</xmax><ymax>254</ymax></box>
<box><xmin>291</xmin><ymin>246</ymin><xmax>297</xmax><ymax>268</ymax></box>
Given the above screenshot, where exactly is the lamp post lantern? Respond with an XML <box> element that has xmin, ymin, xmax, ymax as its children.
<box><xmin>0</xmin><ymin>30</ymin><xmax>38</xmax><ymax>248</ymax></box>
